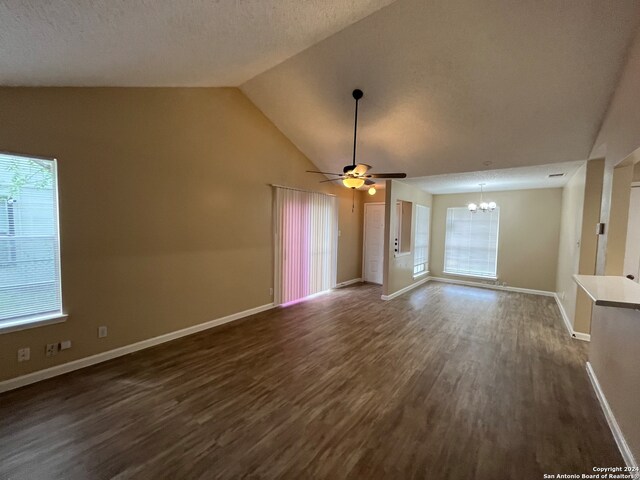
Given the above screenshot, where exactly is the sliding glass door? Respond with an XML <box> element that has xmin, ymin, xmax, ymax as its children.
<box><xmin>273</xmin><ymin>187</ymin><xmax>338</xmax><ymax>305</ymax></box>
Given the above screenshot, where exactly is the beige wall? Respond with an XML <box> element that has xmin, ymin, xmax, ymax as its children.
<box><xmin>583</xmin><ymin>28</ymin><xmax>640</xmax><ymax>462</ymax></box>
<box><xmin>0</xmin><ymin>87</ymin><xmax>363</xmax><ymax>382</ymax></box>
<box><xmin>590</xmin><ymin>305</ymin><xmax>640</xmax><ymax>462</ymax></box>
<box><xmin>634</xmin><ymin>163</ymin><xmax>640</xmax><ymax>182</ymax></box>
<box><xmin>383</xmin><ymin>180</ymin><xmax>432</xmax><ymax>296</ymax></box>
<box><xmin>590</xmin><ymin>29</ymin><xmax>640</xmax><ymax>170</ymax></box>
<box><xmin>430</xmin><ymin>188</ymin><xmax>562</xmax><ymax>292</ymax></box>
<box><xmin>573</xmin><ymin>159</ymin><xmax>605</xmax><ymax>334</ymax></box>
<box><xmin>605</xmin><ymin>164</ymin><xmax>634</xmax><ymax>275</ymax></box>
<box><xmin>590</xmin><ymin>29</ymin><xmax>640</xmax><ymax>274</ymax></box>
<box><xmin>555</xmin><ymin>163</ymin><xmax>587</xmax><ymax>327</ymax></box>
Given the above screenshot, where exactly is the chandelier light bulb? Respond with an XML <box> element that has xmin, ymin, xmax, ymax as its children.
<box><xmin>469</xmin><ymin>184</ymin><xmax>497</xmax><ymax>212</ymax></box>
<box><xmin>368</xmin><ymin>187</ymin><xmax>376</xmax><ymax>195</ymax></box>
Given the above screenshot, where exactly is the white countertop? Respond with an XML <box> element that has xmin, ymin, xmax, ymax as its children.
<box><xmin>573</xmin><ymin>275</ymin><xmax>640</xmax><ymax>310</ymax></box>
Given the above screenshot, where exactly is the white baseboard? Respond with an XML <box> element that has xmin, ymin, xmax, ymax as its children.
<box><xmin>553</xmin><ymin>293</ymin><xmax>591</xmax><ymax>342</ymax></box>
<box><xmin>335</xmin><ymin>278</ymin><xmax>362</xmax><ymax>288</ymax></box>
<box><xmin>572</xmin><ymin>331</ymin><xmax>591</xmax><ymax>342</ymax></box>
<box><xmin>381</xmin><ymin>276</ymin><xmax>431</xmax><ymax>301</ymax></box>
<box><xmin>554</xmin><ymin>293</ymin><xmax>574</xmax><ymax>335</ymax></box>
<box><xmin>0</xmin><ymin>302</ymin><xmax>275</xmax><ymax>394</ymax></box>
<box><xmin>430</xmin><ymin>276</ymin><xmax>554</xmax><ymax>297</ymax></box>
<box><xmin>586</xmin><ymin>362</ymin><xmax>638</xmax><ymax>472</ymax></box>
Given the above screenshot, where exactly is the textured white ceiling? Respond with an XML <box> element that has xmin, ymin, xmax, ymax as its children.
<box><xmin>404</xmin><ymin>161</ymin><xmax>584</xmax><ymax>194</ymax></box>
<box><xmin>243</xmin><ymin>0</ymin><xmax>640</xmax><ymax>178</ymax></box>
<box><xmin>0</xmin><ymin>0</ymin><xmax>394</xmax><ymax>86</ymax></box>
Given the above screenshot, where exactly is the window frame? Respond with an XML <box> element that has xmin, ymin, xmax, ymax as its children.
<box><xmin>413</xmin><ymin>204</ymin><xmax>430</xmax><ymax>278</ymax></box>
<box><xmin>0</xmin><ymin>152</ymin><xmax>67</xmax><ymax>334</ymax></box>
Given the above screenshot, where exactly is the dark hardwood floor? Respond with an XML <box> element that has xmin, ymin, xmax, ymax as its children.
<box><xmin>0</xmin><ymin>282</ymin><xmax>622</xmax><ymax>479</ymax></box>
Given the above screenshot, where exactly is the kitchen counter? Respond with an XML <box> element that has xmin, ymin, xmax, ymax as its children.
<box><xmin>573</xmin><ymin>274</ymin><xmax>640</xmax><ymax>310</ymax></box>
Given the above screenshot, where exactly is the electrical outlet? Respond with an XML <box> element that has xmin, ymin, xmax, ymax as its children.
<box><xmin>17</xmin><ymin>347</ymin><xmax>30</xmax><ymax>362</ymax></box>
<box><xmin>60</xmin><ymin>340</ymin><xmax>72</xmax><ymax>350</ymax></box>
<box><xmin>98</xmin><ymin>326</ymin><xmax>108</xmax><ymax>338</ymax></box>
<box><xmin>46</xmin><ymin>343</ymin><xmax>58</xmax><ymax>357</ymax></box>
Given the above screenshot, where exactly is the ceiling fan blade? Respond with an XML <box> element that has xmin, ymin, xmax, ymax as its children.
<box><xmin>306</xmin><ymin>170</ymin><xmax>343</xmax><ymax>175</ymax></box>
<box><xmin>319</xmin><ymin>177</ymin><xmax>345</xmax><ymax>183</ymax></box>
<box><xmin>367</xmin><ymin>173</ymin><xmax>407</xmax><ymax>179</ymax></box>
<box><xmin>352</xmin><ymin>163</ymin><xmax>371</xmax><ymax>176</ymax></box>
<box><xmin>364</xmin><ymin>179</ymin><xmax>376</xmax><ymax>185</ymax></box>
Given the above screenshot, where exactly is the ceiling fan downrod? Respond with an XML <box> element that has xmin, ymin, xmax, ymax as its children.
<box><xmin>349</xmin><ymin>89</ymin><xmax>364</xmax><ymax>173</ymax></box>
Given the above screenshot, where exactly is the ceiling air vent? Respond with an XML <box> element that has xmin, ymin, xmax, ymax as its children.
<box><xmin>548</xmin><ymin>173</ymin><xmax>566</xmax><ymax>178</ymax></box>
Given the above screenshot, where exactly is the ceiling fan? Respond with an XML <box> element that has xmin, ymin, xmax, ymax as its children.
<box><xmin>307</xmin><ymin>89</ymin><xmax>407</xmax><ymax>193</ymax></box>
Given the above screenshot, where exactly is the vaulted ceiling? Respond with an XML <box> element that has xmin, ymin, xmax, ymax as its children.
<box><xmin>2</xmin><ymin>0</ymin><xmax>639</xmax><ymax>180</ymax></box>
<box><xmin>0</xmin><ymin>0</ymin><xmax>394</xmax><ymax>86</ymax></box>
<box><xmin>242</xmin><ymin>0</ymin><xmax>640</xmax><ymax>178</ymax></box>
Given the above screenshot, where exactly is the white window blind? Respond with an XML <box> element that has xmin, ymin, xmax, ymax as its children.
<box><xmin>0</xmin><ymin>153</ymin><xmax>63</xmax><ymax>326</ymax></box>
<box><xmin>414</xmin><ymin>205</ymin><xmax>430</xmax><ymax>275</ymax></box>
<box><xmin>444</xmin><ymin>207</ymin><xmax>499</xmax><ymax>278</ymax></box>
<box><xmin>273</xmin><ymin>186</ymin><xmax>338</xmax><ymax>305</ymax></box>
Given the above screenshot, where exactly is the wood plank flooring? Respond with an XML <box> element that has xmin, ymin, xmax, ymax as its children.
<box><xmin>0</xmin><ymin>282</ymin><xmax>622</xmax><ymax>479</ymax></box>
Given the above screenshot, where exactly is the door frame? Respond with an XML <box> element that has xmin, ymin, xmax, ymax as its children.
<box><xmin>362</xmin><ymin>202</ymin><xmax>385</xmax><ymax>283</ymax></box>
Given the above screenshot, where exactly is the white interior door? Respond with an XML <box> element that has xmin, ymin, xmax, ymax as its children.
<box><xmin>364</xmin><ymin>203</ymin><xmax>385</xmax><ymax>284</ymax></box>
<box><xmin>623</xmin><ymin>184</ymin><xmax>640</xmax><ymax>282</ymax></box>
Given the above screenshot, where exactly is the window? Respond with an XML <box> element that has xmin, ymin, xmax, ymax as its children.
<box><xmin>414</xmin><ymin>205</ymin><xmax>430</xmax><ymax>276</ymax></box>
<box><xmin>444</xmin><ymin>207</ymin><xmax>499</xmax><ymax>278</ymax></box>
<box><xmin>0</xmin><ymin>153</ymin><xmax>63</xmax><ymax>328</ymax></box>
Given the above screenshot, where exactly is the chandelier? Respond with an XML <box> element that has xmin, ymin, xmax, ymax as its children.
<box><xmin>468</xmin><ymin>183</ymin><xmax>497</xmax><ymax>213</ymax></box>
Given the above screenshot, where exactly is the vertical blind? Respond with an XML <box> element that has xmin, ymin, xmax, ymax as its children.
<box><xmin>0</xmin><ymin>153</ymin><xmax>62</xmax><ymax>325</ymax></box>
<box><xmin>444</xmin><ymin>207</ymin><xmax>499</xmax><ymax>278</ymax></box>
<box><xmin>414</xmin><ymin>205</ymin><xmax>430</xmax><ymax>275</ymax></box>
<box><xmin>273</xmin><ymin>187</ymin><xmax>338</xmax><ymax>305</ymax></box>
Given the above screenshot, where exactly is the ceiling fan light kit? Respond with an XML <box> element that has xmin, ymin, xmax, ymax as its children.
<box><xmin>306</xmin><ymin>88</ymin><xmax>407</xmax><ymax>198</ymax></box>
<box><xmin>468</xmin><ymin>184</ymin><xmax>497</xmax><ymax>213</ymax></box>
<box><xmin>343</xmin><ymin>177</ymin><xmax>365</xmax><ymax>189</ymax></box>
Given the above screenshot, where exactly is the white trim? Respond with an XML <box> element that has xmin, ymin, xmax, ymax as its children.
<box><xmin>572</xmin><ymin>331</ymin><xmax>591</xmax><ymax>342</ymax></box>
<box><xmin>0</xmin><ymin>303</ymin><xmax>274</xmax><ymax>394</ymax></box>
<box><xmin>586</xmin><ymin>362</ymin><xmax>638</xmax><ymax>472</ymax></box>
<box><xmin>442</xmin><ymin>271</ymin><xmax>498</xmax><ymax>281</ymax></box>
<box><xmin>553</xmin><ymin>293</ymin><xmax>591</xmax><ymax>342</ymax></box>
<box><xmin>335</xmin><ymin>278</ymin><xmax>362</xmax><ymax>288</ymax></box>
<box><xmin>362</xmin><ymin>202</ymin><xmax>385</xmax><ymax>284</ymax></box>
<box><xmin>430</xmin><ymin>276</ymin><xmax>554</xmax><ymax>297</ymax></box>
<box><xmin>381</xmin><ymin>276</ymin><xmax>430</xmax><ymax>301</ymax></box>
<box><xmin>412</xmin><ymin>270</ymin><xmax>430</xmax><ymax>280</ymax></box>
<box><xmin>0</xmin><ymin>313</ymin><xmax>68</xmax><ymax>334</ymax></box>
<box><xmin>555</xmin><ymin>293</ymin><xmax>576</xmax><ymax>336</ymax></box>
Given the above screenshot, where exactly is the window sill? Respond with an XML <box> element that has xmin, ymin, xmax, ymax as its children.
<box><xmin>0</xmin><ymin>313</ymin><xmax>68</xmax><ymax>335</ymax></box>
<box><xmin>413</xmin><ymin>271</ymin><xmax>430</xmax><ymax>280</ymax></box>
<box><xmin>443</xmin><ymin>271</ymin><xmax>498</xmax><ymax>281</ymax></box>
